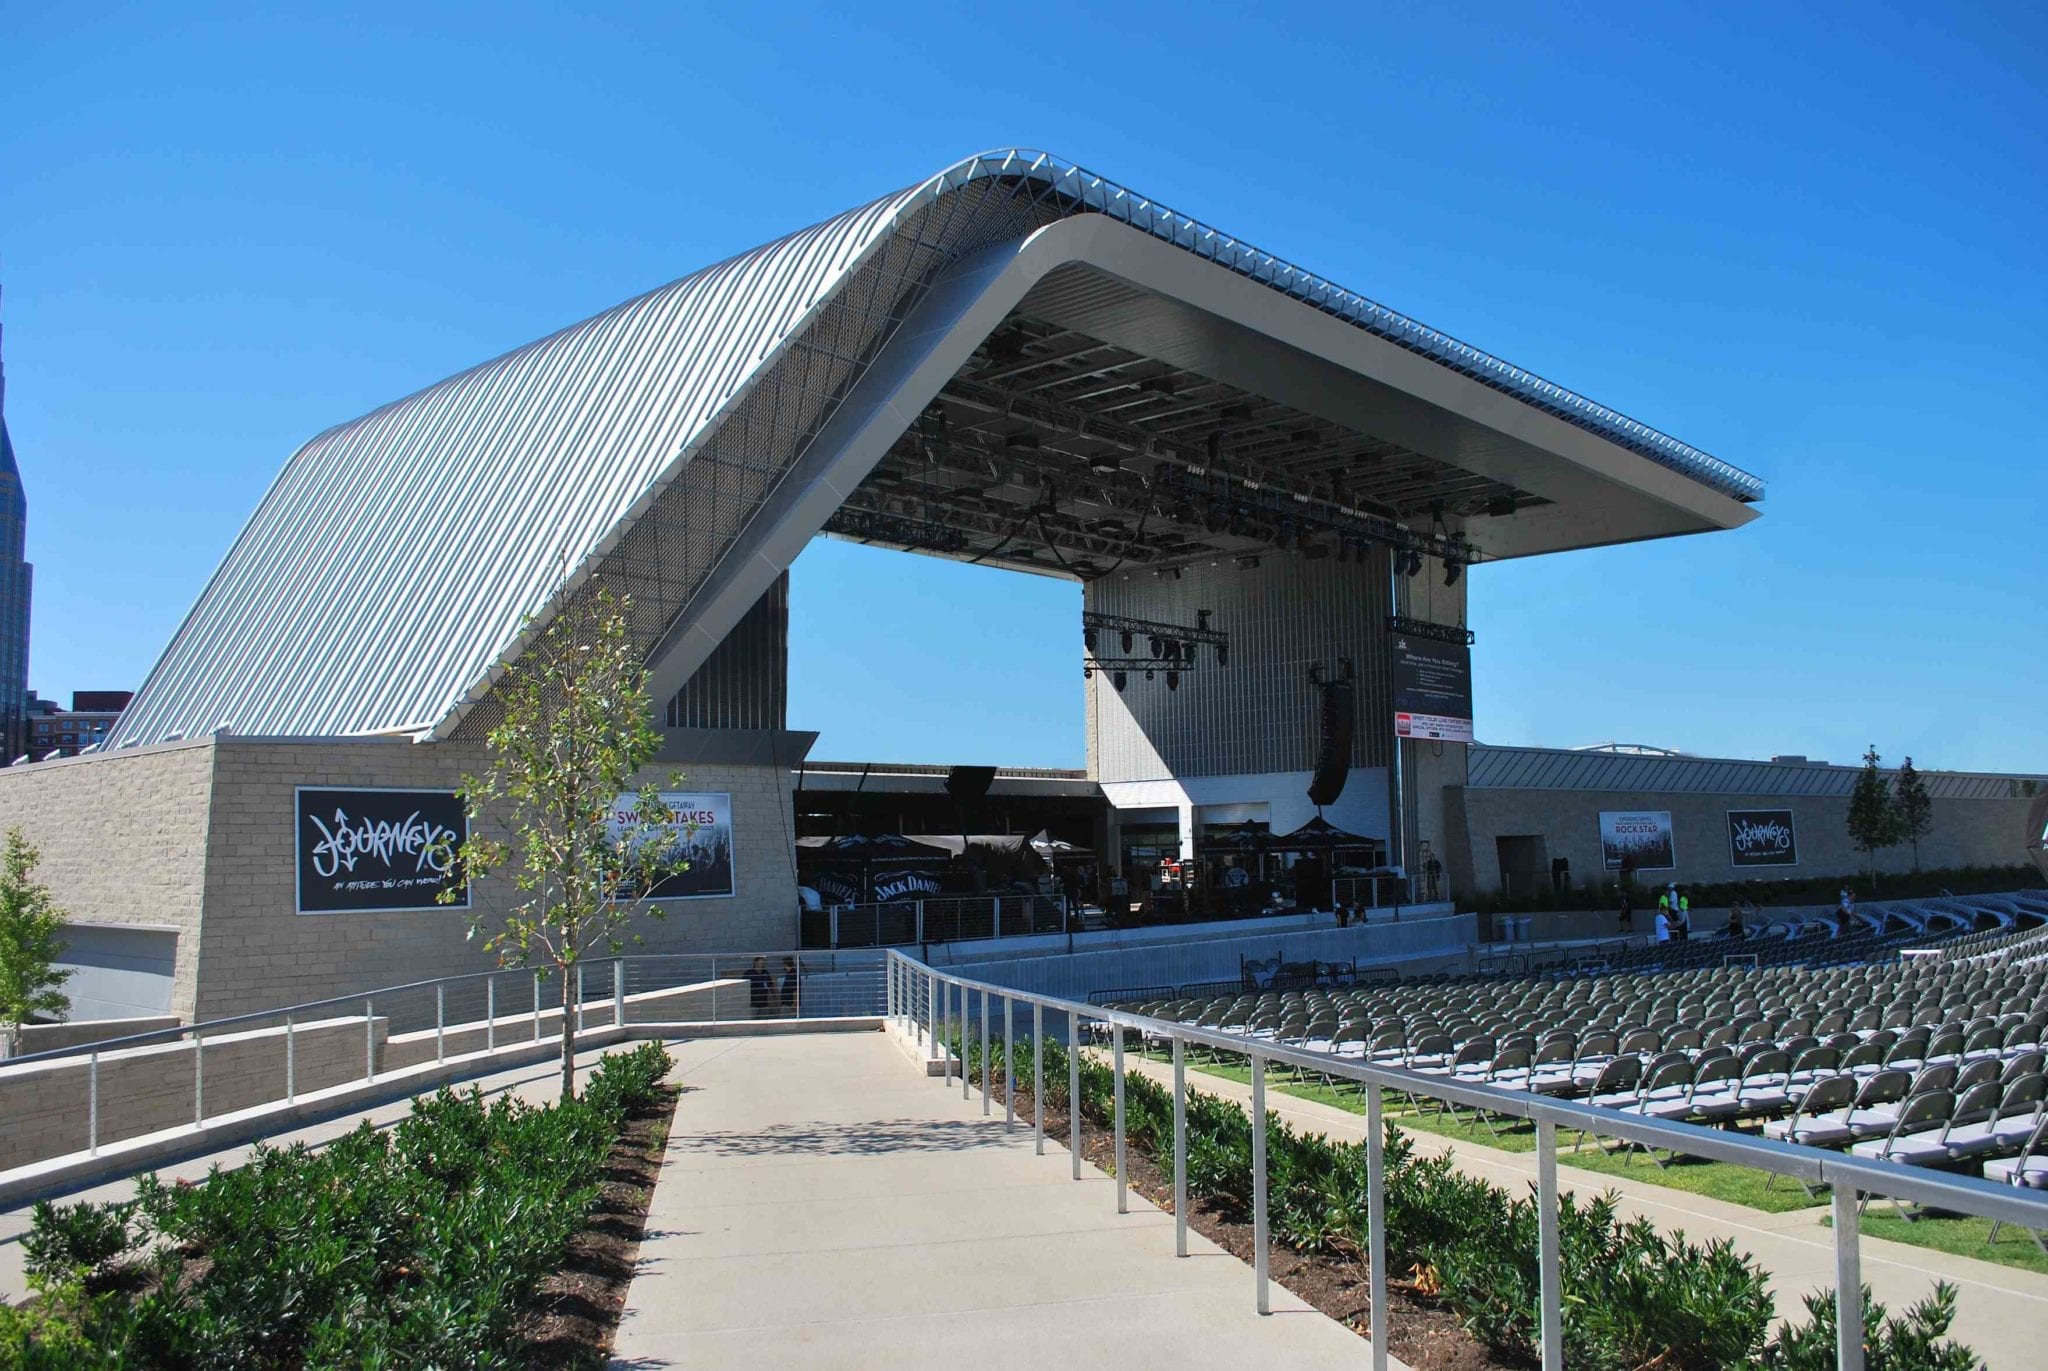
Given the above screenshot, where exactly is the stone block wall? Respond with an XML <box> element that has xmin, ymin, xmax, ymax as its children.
<box><xmin>0</xmin><ymin>740</ymin><xmax>215</xmax><ymax>1019</ymax></box>
<box><xmin>0</xmin><ymin>1015</ymin><xmax>371</xmax><ymax>1171</ymax></box>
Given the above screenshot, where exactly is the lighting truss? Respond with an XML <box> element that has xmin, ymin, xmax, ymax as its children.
<box><xmin>822</xmin><ymin>508</ymin><xmax>969</xmax><ymax>553</ymax></box>
<box><xmin>1387</xmin><ymin>614</ymin><xmax>1475</xmax><ymax>646</ymax></box>
<box><xmin>1154</xmin><ymin>464</ymin><xmax>1478</xmax><ymax>569</ymax></box>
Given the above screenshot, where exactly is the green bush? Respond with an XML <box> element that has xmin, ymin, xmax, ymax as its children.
<box><xmin>22</xmin><ymin>1199</ymin><xmax>134</xmax><ymax>1281</ymax></box>
<box><xmin>960</xmin><ymin>1029</ymin><xmax>1977</xmax><ymax>1370</ymax></box>
<box><xmin>12</xmin><ymin>1042</ymin><xmax>675</xmax><ymax>1367</ymax></box>
<box><xmin>1764</xmin><ymin>1282</ymin><xmax>1983</xmax><ymax>1371</ymax></box>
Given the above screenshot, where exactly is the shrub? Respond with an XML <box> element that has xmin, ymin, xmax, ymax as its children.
<box><xmin>9</xmin><ymin>1045</ymin><xmax>675</xmax><ymax>1366</ymax></box>
<box><xmin>1764</xmin><ymin>1282</ymin><xmax>1983</xmax><ymax>1371</ymax></box>
<box><xmin>23</xmin><ymin>1199</ymin><xmax>134</xmax><ymax>1281</ymax></box>
<box><xmin>967</xmin><ymin>1029</ymin><xmax>1976</xmax><ymax>1370</ymax></box>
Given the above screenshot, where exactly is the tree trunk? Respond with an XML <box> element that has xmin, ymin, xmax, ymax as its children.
<box><xmin>560</xmin><ymin>964</ymin><xmax>577</xmax><ymax>1101</ymax></box>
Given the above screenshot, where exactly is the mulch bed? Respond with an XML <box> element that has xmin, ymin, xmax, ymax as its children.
<box><xmin>513</xmin><ymin>1082</ymin><xmax>683</xmax><ymax>1368</ymax></box>
<box><xmin>999</xmin><ymin>1076</ymin><xmax>1520</xmax><ymax>1371</ymax></box>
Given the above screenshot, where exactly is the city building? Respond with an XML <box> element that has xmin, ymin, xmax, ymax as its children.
<box><xmin>0</xmin><ymin>293</ymin><xmax>33</xmax><ymax>765</ymax></box>
<box><xmin>25</xmin><ymin>689</ymin><xmax>132</xmax><ymax>761</ymax></box>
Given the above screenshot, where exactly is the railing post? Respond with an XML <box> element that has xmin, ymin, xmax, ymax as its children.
<box><xmin>365</xmin><ymin>999</ymin><xmax>376</xmax><ymax>1082</ymax></box>
<box><xmin>88</xmin><ymin>1049</ymin><xmax>100</xmax><ymax>1155</ymax></box>
<box><xmin>1113</xmin><ymin>1027</ymin><xmax>1128</xmax><ymax>1214</ymax></box>
<box><xmin>1252</xmin><ymin>1053</ymin><xmax>1269</xmax><ymax>1314</ymax></box>
<box><xmin>1069</xmin><ymin>1012</ymin><xmax>1082</xmax><ymax>1181</ymax></box>
<box><xmin>926</xmin><ymin>970</ymin><xmax>938</xmax><ymax>1061</ymax></box>
<box><xmin>285</xmin><ymin>1013</ymin><xmax>296</xmax><ymax>1103</ymax></box>
<box><xmin>1538</xmin><ymin>1120</ymin><xmax>1563</xmax><ymax>1371</ymax></box>
<box><xmin>486</xmin><ymin>975</ymin><xmax>496</xmax><ymax>1051</ymax></box>
<box><xmin>962</xmin><ymin>985</ymin><xmax>972</xmax><ymax>1101</ymax></box>
<box><xmin>615</xmin><ymin>959</ymin><xmax>626</xmax><ymax>1029</ymax></box>
<box><xmin>916</xmin><ymin>899</ymin><xmax>925</xmax><ymax>944</ymax></box>
<box><xmin>192</xmin><ymin>1030</ymin><xmax>204</xmax><ymax>1125</ymax></box>
<box><xmin>1367</xmin><ymin>1083</ymin><xmax>1388</xmax><ymax>1371</ymax></box>
<box><xmin>1833</xmin><ymin>1187</ymin><xmax>1865</xmax><ymax>1371</ymax></box>
<box><xmin>1004</xmin><ymin>995</ymin><xmax>1015</xmax><ymax>1131</ymax></box>
<box><xmin>980</xmin><ymin>987</ymin><xmax>991</xmax><ymax>1115</ymax></box>
<box><xmin>1033</xmin><ymin>1001</ymin><xmax>1045</xmax><ymax>1154</ymax></box>
<box><xmin>533</xmin><ymin>973</ymin><xmax>542</xmax><ymax>1042</ymax></box>
<box><xmin>941</xmin><ymin>978</ymin><xmax>954</xmax><ymax>1084</ymax></box>
<box><xmin>830</xmin><ymin>905</ymin><xmax>840</xmax><ymax>949</ymax></box>
<box><xmin>436</xmin><ymin>983</ymin><xmax>446</xmax><ymax>1065</ymax></box>
<box><xmin>1173</xmin><ymin>1036</ymin><xmax>1188</xmax><ymax>1257</ymax></box>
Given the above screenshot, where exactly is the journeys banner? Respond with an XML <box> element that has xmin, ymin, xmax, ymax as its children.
<box><xmin>295</xmin><ymin>787</ymin><xmax>467</xmax><ymax>914</ymax></box>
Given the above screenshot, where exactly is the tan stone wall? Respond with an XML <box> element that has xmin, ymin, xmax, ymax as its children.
<box><xmin>195</xmin><ymin>737</ymin><xmax>801</xmax><ymax>1018</ymax></box>
<box><xmin>0</xmin><ymin>736</ymin><xmax>802</xmax><ymax>1025</ymax></box>
<box><xmin>0</xmin><ymin>740</ymin><xmax>216</xmax><ymax>1019</ymax></box>
<box><xmin>0</xmin><ymin>1015</ymin><xmax>370</xmax><ymax>1170</ymax></box>
<box><xmin>1444</xmin><ymin>785</ymin><xmax>2040</xmax><ymax>896</ymax></box>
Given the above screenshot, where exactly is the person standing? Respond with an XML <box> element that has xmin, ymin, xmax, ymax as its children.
<box><xmin>1618</xmin><ymin>891</ymin><xmax>1634</xmax><ymax>933</ymax></box>
<box><xmin>1654</xmin><ymin>907</ymin><xmax>1671</xmax><ymax>943</ymax></box>
<box><xmin>746</xmin><ymin>957</ymin><xmax>774</xmax><ymax>1017</ymax></box>
<box><xmin>779</xmin><ymin>956</ymin><xmax>800</xmax><ymax>1017</ymax></box>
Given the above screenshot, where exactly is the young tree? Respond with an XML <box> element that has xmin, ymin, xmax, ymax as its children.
<box><xmin>0</xmin><ymin>828</ymin><xmax>73</xmax><ymax>1053</ymax></box>
<box><xmin>1845</xmin><ymin>744</ymin><xmax>1907</xmax><ymax>888</ymax></box>
<box><xmin>440</xmin><ymin>586</ymin><xmax>694</xmax><ymax>1099</ymax></box>
<box><xmin>1894</xmin><ymin>755</ymin><xmax>1934</xmax><ymax>870</ymax></box>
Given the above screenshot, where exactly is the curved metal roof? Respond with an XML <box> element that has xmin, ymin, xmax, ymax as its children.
<box><xmin>110</xmin><ymin>150</ymin><xmax>1763</xmax><ymax>749</ymax></box>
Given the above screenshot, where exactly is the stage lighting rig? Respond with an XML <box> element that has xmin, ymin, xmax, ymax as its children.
<box><xmin>1083</xmin><ymin>608</ymin><xmax>1230</xmax><ymax>689</ymax></box>
<box><xmin>1155</xmin><ymin>464</ymin><xmax>1477</xmax><ymax>574</ymax></box>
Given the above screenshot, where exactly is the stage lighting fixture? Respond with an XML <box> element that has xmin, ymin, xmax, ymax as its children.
<box><xmin>1148</xmin><ymin>636</ymin><xmax>1163</xmax><ymax>659</ymax></box>
<box><xmin>1401</xmin><ymin>549</ymin><xmax>1425</xmax><ymax>578</ymax></box>
<box><xmin>1443</xmin><ymin>560</ymin><xmax>1463</xmax><ymax>587</ymax></box>
<box><xmin>1233</xmin><ymin>555</ymin><xmax>1260</xmax><ymax>570</ymax></box>
<box><xmin>1166</xmin><ymin>670</ymin><xmax>1180</xmax><ymax>691</ymax></box>
<box><xmin>1082</xmin><ymin>664</ymin><xmax>1093</xmax><ymax>679</ymax></box>
<box><xmin>1083</xmin><ymin>625</ymin><xmax>1097</xmax><ymax>651</ymax></box>
<box><xmin>1145</xmin><ymin>669</ymin><xmax>1156</xmax><ymax>682</ymax></box>
<box><xmin>1112</xmin><ymin>670</ymin><xmax>1128</xmax><ymax>692</ymax></box>
<box><xmin>1089</xmin><ymin>453</ymin><xmax>1121</xmax><ymax>475</ymax></box>
<box><xmin>1486</xmin><ymin>495</ymin><xmax>1517</xmax><ymax>517</ymax></box>
<box><xmin>1120</xmin><ymin>630</ymin><xmax>1133</xmax><ymax>652</ymax></box>
<box><xmin>1204</xmin><ymin>500</ymin><xmax>1227</xmax><ymax>533</ymax></box>
<box><xmin>1207</xmin><ymin>431</ymin><xmax>1222</xmax><ymax>463</ymax></box>
<box><xmin>1216</xmin><ymin>643</ymin><xmax>1229</xmax><ymax>667</ymax></box>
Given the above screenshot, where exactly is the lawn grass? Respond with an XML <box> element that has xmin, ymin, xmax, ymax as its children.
<box><xmin>1161</xmin><ymin>1050</ymin><xmax>1828</xmax><ymax>1213</ymax></box>
<box><xmin>1849</xmin><ymin>1208</ymin><xmax>2048</xmax><ymax>1276</ymax></box>
<box><xmin>1151</xmin><ymin>1049</ymin><xmax>2048</xmax><ymax>1274</ymax></box>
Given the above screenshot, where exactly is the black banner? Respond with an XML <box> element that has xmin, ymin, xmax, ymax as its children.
<box><xmin>296</xmin><ymin>787</ymin><xmax>467</xmax><ymax>914</ymax></box>
<box><xmin>1727</xmin><ymin>809</ymin><xmax>1799</xmax><ymax>868</ymax></box>
<box><xmin>1390</xmin><ymin>631</ymin><xmax>1474</xmax><ymax>742</ymax></box>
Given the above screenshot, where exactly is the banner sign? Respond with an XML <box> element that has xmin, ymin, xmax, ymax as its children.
<box><xmin>1727</xmin><ymin>808</ymin><xmax>1799</xmax><ymax>867</ymax></box>
<box><xmin>1390</xmin><ymin>632</ymin><xmax>1474</xmax><ymax>743</ymax></box>
<box><xmin>609</xmin><ymin>791</ymin><xmax>736</xmax><ymax>900</ymax></box>
<box><xmin>1598</xmin><ymin>810</ymin><xmax>1676</xmax><ymax>871</ymax></box>
<box><xmin>296</xmin><ymin>787</ymin><xmax>467</xmax><ymax>914</ymax></box>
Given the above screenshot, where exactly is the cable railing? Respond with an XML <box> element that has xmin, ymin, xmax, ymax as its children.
<box><xmin>882</xmin><ymin>949</ymin><xmax>2048</xmax><ymax>1371</ymax></box>
<box><xmin>799</xmin><ymin>894</ymin><xmax>1071</xmax><ymax>949</ymax></box>
<box><xmin>0</xmin><ymin>951</ymin><xmax>886</xmax><ymax>1176</ymax></box>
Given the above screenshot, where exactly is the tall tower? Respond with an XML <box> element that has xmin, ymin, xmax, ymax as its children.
<box><xmin>0</xmin><ymin>288</ymin><xmax>32</xmax><ymax>763</ymax></box>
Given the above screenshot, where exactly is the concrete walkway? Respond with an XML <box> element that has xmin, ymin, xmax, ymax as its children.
<box><xmin>1120</xmin><ymin>1053</ymin><xmax>2048</xmax><ymax>1371</ymax></box>
<box><xmin>612</xmin><ymin>1032</ymin><xmax>1397</xmax><ymax>1370</ymax></box>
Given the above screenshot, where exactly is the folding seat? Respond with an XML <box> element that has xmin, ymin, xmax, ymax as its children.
<box><xmin>1735</xmin><ymin>1048</ymin><xmax>1796</xmax><ymax>1116</ymax></box>
<box><xmin>1960</xmin><ymin>1025</ymin><xmax>2005</xmax><ymax>1062</ymax></box>
<box><xmin>1527</xmin><ymin>1037</ymin><xmax>1579</xmax><ymax>1096</ymax></box>
<box><xmin>1616</xmin><ymin>1055</ymin><xmax>1699</xmax><ymax>1122</ymax></box>
<box><xmin>1405</xmin><ymin>1031</ymin><xmax>1456</xmax><ymax>1071</ymax></box>
<box><xmin>2004</xmin><ymin>1050</ymin><xmax>2046</xmax><ymax>1083</ymax></box>
<box><xmin>1912</xmin><ymin>1062</ymin><xmax>1959</xmax><ymax>1096</ymax></box>
<box><xmin>1619</xmin><ymin>1026</ymin><xmax>1660</xmax><ymax>1058</ymax></box>
<box><xmin>1943</xmin><ymin>1074</ymin><xmax>2045</xmax><ymax>1160</ymax></box>
<box><xmin>1851</xmin><ymin>1087</ymin><xmax>1965</xmax><ymax>1167</ymax></box>
<box><xmin>1983</xmin><ymin>1115</ymin><xmax>2048</xmax><ymax>1201</ymax></box>
<box><xmin>1955</xmin><ymin>1057</ymin><xmax>2003</xmax><ymax>1092</ymax></box>
<box><xmin>1673</xmin><ymin>1055</ymin><xmax>1747</xmax><ymax>1125</ymax></box>
<box><xmin>1763</xmin><ymin>1073</ymin><xmax>1861</xmax><ymax>1148</ymax></box>
<box><xmin>1839</xmin><ymin>1041</ymin><xmax>1886</xmax><ymax>1076</ymax></box>
<box><xmin>1662</xmin><ymin>1025</ymin><xmax>1703</xmax><ymax>1054</ymax></box>
<box><xmin>1787</xmin><ymin>1045</ymin><xmax>1840</xmax><ymax>1090</ymax></box>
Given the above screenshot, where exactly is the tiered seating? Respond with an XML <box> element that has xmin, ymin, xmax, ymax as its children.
<box><xmin>1108</xmin><ymin>907</ymin><xmax>2048</xmax><ymax>1188</ymax></box>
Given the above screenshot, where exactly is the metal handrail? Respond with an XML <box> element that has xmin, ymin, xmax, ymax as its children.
<box><xmin>0</xmin><ymin>960</ymin><xmax>623</xmax><ymax>1068</ymax></box>
<box><xmin>885</xmin><ymin>949</ymin><xmax>2048</xmax><ymax>1371</ymax></box>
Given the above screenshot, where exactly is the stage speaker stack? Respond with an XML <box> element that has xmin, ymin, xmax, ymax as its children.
<box><xmin>944</xmin><ymin>765</ymin><xmax>997</xmax><ymax>802</ymax></box>
<box><xmin>1306</xmin><ymin>680</ymin><xmax>1354</xmax><ymax>808</ymax></box>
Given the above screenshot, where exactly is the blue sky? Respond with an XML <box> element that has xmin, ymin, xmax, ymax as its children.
<box><xmin>2</xmin><ymin>3</ymin><xmax>2042</xmax><ymax>772</ymax></box>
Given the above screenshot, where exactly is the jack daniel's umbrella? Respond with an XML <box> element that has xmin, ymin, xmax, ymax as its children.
<box><xmin>795</xmin><ymin>834</ymin><xmax>951</xmax><ymax>902</ymax></box>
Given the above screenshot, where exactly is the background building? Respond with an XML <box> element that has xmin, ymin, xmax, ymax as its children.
<box><xmin>0</xmin><ymin>294</ymin><xmax>33</xmax><ymax>765</ymax></box>
<box><xmin>25</xmin><ymin>690</ymin><xmax>132</xmax><ymax>761</ymax></box>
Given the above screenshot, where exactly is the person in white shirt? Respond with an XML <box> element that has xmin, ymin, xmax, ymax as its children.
<box><xmin>1654</xmin><ymin>909</ymin><xmax>1671</xmax><ymax>943</ymax></box>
